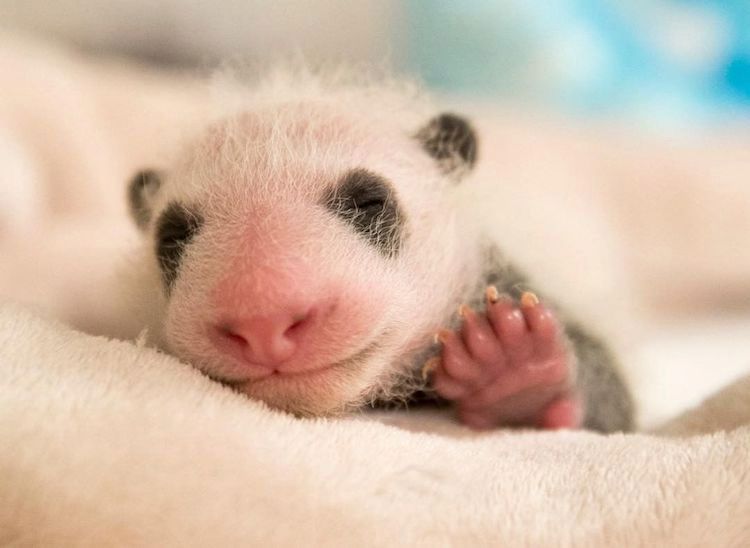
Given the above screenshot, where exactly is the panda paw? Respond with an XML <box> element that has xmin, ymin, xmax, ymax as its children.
<box><xmin>425</xmin><ymin>289</ymin><xmax>582</xmax><ymax>430</ymax></box>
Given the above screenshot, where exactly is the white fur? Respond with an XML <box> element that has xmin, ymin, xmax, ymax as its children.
<box><xmin>123</xmin><ymin>68</ymin><xmax>486</xmax><ymax>415</ymax></box>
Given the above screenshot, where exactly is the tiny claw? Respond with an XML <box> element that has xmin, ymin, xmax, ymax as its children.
<box><xmin>421</xmin><ymin>357</ymin><xmax>440</xmax><ymax>381</ymax></box>
<box><xmin>520</xmin><ymin>291</ymin><xmax>540</xmax><ymax>308</ymax></box>
<box><xmin>486</xmin><ymin>285</ymin><xmax>499</xmax><ymax>303</ymax></box>
<box><xmin>458</xmin><ymin>304</ymin><xmax>470</xmax><ymax>318</ymax></box>
<box><xmin>434</xmin><ymin>330</ymin><xmax>450</xmax><ymax>345</ymax></box>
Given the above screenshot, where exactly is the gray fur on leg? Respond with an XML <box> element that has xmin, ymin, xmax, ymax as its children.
<box><xmin>566</xmin><ymin>322</ymin><xmax>635</xmax><ymax>432</ymax></box>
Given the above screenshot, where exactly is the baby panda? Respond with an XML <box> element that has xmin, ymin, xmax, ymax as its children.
<box><xmin>123</xmin><ymin>72</ymin><xmax>634</xmax><ymax>432</ymax></box>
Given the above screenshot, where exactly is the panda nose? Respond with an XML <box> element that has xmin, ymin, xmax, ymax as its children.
<box><xmin>214</xmin><ymin>308</ymin><xmax>316</xmax><ymax>368</ymax></box>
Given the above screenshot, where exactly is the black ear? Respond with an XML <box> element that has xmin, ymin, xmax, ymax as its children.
<box><xmin>416</xmin><ymin>113</ymin><xmax>478</xmax><ymax>177</ymax></box>
<box><xmin>128</xmin><ymin>169</ymin><xmax>162</xmax><ymax>230</ymax></box>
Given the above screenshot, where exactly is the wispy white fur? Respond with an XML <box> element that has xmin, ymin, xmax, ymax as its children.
<box><xmin>123</xmin><ymin>65</ymin><xmax>483</xmax><ymax>415</ymax></box>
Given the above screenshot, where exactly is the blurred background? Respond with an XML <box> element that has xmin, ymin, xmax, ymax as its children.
<box><xmin>2</xmin><ymin>0</ymin><xmax>750</xmax><ymax>130</ymax></box>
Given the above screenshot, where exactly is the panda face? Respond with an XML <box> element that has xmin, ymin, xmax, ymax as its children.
<box><xmin>126</xmin><ymin>98</ymin><xmax>478</xmax><ymax>416</ymax></box>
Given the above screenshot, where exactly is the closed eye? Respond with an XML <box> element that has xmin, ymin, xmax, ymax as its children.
<box><xmin>324</xmin><ymin>168</ymin><xmax>404</xmax><ymax>258</ymax></box>
<box><xmin>155</xmin><ymin>202</ymin><xmax>204</xmax><ymax>290</ymax></box>
<box><xmin>355</xmin><ymin>198</ymin><xmax>386</xmax><ymax>211</ymax></box>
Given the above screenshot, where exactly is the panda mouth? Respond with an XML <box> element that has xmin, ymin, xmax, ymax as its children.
<box><xmin>253</xmin><ymin>363</ymin><xmax>336</xmax><ymax>381</ymax></box>
<box><xmin>213</xmin><ymin>336</ymin><xmax>383</xmax><ymax>387</ymax></box>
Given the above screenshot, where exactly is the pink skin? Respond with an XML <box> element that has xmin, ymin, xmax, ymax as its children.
<box><xmin>191</xmin><ymin>211</ymin><xmax>389</xmax><ymax>383</ymax></box>
<box><xmin>429</xmin><ymin>288</ymin><xmax>583</xmax><ymax>430</ymax></box>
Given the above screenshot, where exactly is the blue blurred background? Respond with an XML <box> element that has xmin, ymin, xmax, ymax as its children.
<box><xmin>406</xmin><ymin>0</ymin><xmax>750</xmax><ymax>127</ymax></box>
<box><xmin>2</xmin><ymin>0</ymin><xmax>749</xmax><ymax>128</ymax></box>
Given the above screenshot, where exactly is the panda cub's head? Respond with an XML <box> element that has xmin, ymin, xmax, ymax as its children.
<box><xmin>128</xmin><ymin>91</ymin><xmax>478</xmax><ymax>416</ymax></box>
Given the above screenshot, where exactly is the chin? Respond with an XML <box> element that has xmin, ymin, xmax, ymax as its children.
<box><xmin>227</xmin><ymin>363</ymin><xmax>378</xmax><ymax>417</ymax></box>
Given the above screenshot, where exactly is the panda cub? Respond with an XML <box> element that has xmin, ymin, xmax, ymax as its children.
<box><xmin>124</xmin><ymin>71</ymin><xmax>634</xmax><ymax>432</ymax></box>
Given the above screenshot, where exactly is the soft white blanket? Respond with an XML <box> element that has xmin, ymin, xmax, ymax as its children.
<box><xmin>1</xmin><ymin>304</ymin><xmax>749</xmax><ymax>546</ymax></box>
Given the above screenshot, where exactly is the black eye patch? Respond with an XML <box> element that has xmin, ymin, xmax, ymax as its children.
<box><xmin>155</xmin><ymin>202</ymin><xmax>204</xmax><ymax>291</ymax></box>
<box><xmin>324</xmin><ymin>168</ymin><xmax>404</xmax><ymax>258</ymax></box>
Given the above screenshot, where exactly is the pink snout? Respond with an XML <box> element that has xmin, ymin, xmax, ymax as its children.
<box><xmin>211</xmin><ymin>304</ymin><xmax>324</xmax><ymax>371</ymax></box>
